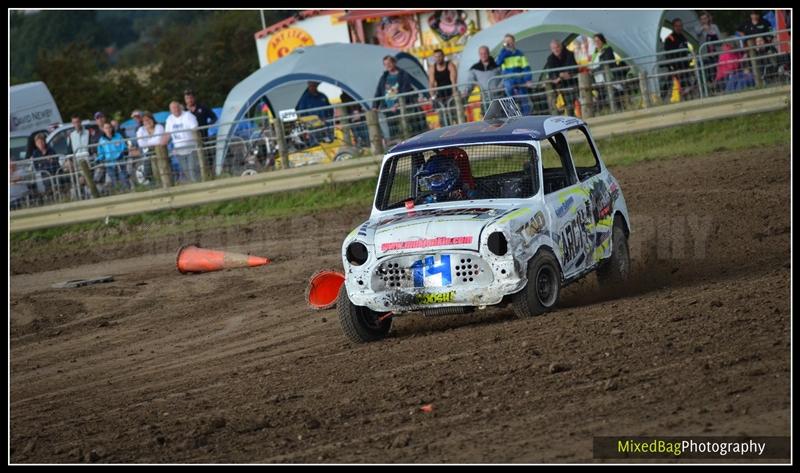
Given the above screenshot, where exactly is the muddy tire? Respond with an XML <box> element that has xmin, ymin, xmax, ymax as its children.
<box><xmin>337</xmin><ymin>285</ymin><xmax>391</xmax><ymax>343</ymax></box>
<box><xmin>512</xmin><ymin>251</ymin><xmax>561</xmax><ymax>318</ymax></box>
<box><xmin>597</xmin><ymin>217</ymin><xmax>631</xmax><ymax>286</ymax></box>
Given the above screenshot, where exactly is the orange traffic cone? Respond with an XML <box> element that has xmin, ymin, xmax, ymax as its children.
<box><xmin>306</xmin><ymin>269</ymin><xmax>345</xmax><ymax>310</ymax></box>
<box><xmin>176</xmin><ymin>244</ymin><xmax>271</xmax><ymax>274</ymax></box>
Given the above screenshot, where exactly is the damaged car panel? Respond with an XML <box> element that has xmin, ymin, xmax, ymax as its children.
<box><xmin>338</xmin><ymin>98</ymin><xmax>631</xmax><ymax>343</ymax></box>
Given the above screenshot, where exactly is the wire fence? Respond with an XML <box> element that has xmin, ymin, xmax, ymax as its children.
<box><xmin>9</xmin><ymin>30</ymin><xmax>791</xmax><ymax>211</ymax></box>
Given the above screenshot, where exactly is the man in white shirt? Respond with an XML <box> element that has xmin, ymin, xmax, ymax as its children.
<box><xmin>163</xmin><ymin>101</ymin><xmax>200</xmax><ymax>183</ymax></box>
<box><xmin>67</xmin><ymin>115</ymin><xmax>91</xmax><ymax>164</ymax></box>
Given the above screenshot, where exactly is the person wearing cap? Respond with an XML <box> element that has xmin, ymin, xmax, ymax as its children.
<box><xmin>295</xmin><ymin>81</ymin><xmax>333</xmax><ymax>142</ymax></box>
<box><xmin>89</xmin><ymin>111</ymin><xmax>108</xmax><ymax>154</ymax></box>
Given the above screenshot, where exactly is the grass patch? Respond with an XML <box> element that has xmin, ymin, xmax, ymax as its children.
<box><xmin>12</xmin><ymin>109</ymin><xmax>789</xmax><ymax>247</ymax></box>
<box><xmin>598</xmin><ymin>109</ymin><xmax>789</xmax><ymax>166</ymax></box>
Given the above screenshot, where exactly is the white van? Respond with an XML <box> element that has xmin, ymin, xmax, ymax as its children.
<box><xmin>10</xmin><ymin>81</ymin><xmax>63</xmax><ymax>134</ymax></box>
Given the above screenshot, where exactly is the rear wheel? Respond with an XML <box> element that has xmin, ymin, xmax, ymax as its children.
<box><xmin>337</xmin><ymin>285</ymin><xmax>392</xmax><ymax>343</ymax></box>
<box><xmin>512</xmin><ymin>251</ymin><xmax>562</xmax><ymax>318</ymax></box>
<box><xmin>597</xmin><ymin>217</ymin><xmax>630</xmax><ymax>286</ymax></box>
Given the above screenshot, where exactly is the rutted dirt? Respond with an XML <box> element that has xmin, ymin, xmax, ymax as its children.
<box><xmin>10</xmin><ymin>145</ymin><xmax>790</xmax><ymax>463</ymax></box>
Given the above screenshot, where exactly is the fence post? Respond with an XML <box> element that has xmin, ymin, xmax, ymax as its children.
<box><xmin>578</xmin><ymin>71</ymin><xmax>594</xmax><ymax>118</ymax></box>
<box><xmin>697</xmin><ymin>44</ymin><xmax>709</xmax><ymax>97</ymax></box>
<box><xmin>638</xmin><ymin>70</ymin><xmax>651</xmax><ymax>109</ymax></box>
<box><xmin>273</xmin><ymin>118</ymin><xmax>290</xmax><ymax>170</ymax></box>
<box><xmin>748</xmin><ymin>49</ymin><xmax>764</xmax><ymax>88</ymax></box>
<box><xmin>603</xmin><ymin>65</ymin><xmax>618</xmax><ymax>113</ymax></box>
<box><xmin>154</xmin><ymin>145</ymin><xmax>173</xmax><ymax>188</ymax></box>
<box><xmin>452</xmin><ymin>85</ymin><xmax>465</xmax><ymax>124</ymax></box>
<box><xmin>365</xmin><ymin>109</ymin><xmax>384</xmax><ymax>156</ymax></box>
<box><xmin>544</xmin><ymin>82</ymin><xmax>557</xmax><ymax>115</ymax></box>
<box><xmin>148</xmin><ymin>153</ymin><xmax>162</xmax><ymax>187</ymax></box>
<box><xmin>398</xmin><ymin>96</ymin><xmax>410</xmax><ymax>140</ymax></box>
<box><xmin>193</xmin><ymin>130</ymin><xmax>210</xmax><ymax>182</ymax></box>
<box><xmin>78</xmin><ymin>159</ymin><xmax>99</xmax><ymax>198</ymax></box>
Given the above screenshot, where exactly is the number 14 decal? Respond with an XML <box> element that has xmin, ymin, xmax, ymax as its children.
<box><xmin>411</xmin><ymin>255</ymin><xmax>452</xmax><ymax>287</ymax></box>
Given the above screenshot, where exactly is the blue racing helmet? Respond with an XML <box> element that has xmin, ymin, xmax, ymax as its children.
<box><xmin>415</xmin><ymin>154</ymin><xmax>461</xmax><ymax>199</ymax></box>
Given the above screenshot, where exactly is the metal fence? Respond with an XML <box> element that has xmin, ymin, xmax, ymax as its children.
<box><xmin>9</xmin><ymin>30</ymin><xmax>791</xmax><ymax>211</ymax></box>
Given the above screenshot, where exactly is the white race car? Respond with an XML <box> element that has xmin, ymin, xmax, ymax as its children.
<box><xmin>338</xmin><ymin>99</ymin><xmax>631</xmax><ymax>343</ymax></box>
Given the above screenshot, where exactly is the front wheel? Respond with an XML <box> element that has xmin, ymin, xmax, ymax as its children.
<box><xmin>337</xmin><ymin>285</ymin><xmax>392</xmax><ymax>343</ymax></box>
<box><xmin>596</xmin><ymin>217</ymin><xmax>631</xmax><ymax>286</ymax></box>
<box><xmin>512</xmin><ymin>251</ymin><xmax>562</xmax><ymax>318</ymax></box>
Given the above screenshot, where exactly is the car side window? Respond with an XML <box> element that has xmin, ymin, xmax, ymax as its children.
<box><xmin>566</xmin><ymin>126</ymin><xmax>601</xmax><ymax>182</ymax></box>
<box><xmin>541</xmin><ymin>132</ymin><xmax>577</xmax><ymax>195</ymax></box>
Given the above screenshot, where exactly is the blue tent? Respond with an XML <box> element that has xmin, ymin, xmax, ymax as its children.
<box><xmin>213</xmin><ymin>43</ymin><xmax>428</xmax><ymax>175</ymax></box>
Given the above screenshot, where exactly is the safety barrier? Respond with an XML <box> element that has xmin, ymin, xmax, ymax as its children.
<box><xmin>10</xmin><ymin>85</ymin><xmax>788</xmax><ymax>232</ymax></box>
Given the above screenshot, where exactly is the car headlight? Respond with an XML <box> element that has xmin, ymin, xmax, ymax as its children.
<box><xmin>487</xmin><ymin>232</ymin><xmax>508</xmax><ymax>256</ymax></box>
<box><xmin>346</xmin><ymin>241</ymin><xmax>369</xmax><ymax>266</ymax></box>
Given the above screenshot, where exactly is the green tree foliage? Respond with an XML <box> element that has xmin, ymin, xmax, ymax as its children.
<box><xmin>18</xmin><ymin>10</ymin><xmax>289</xmax><ymax>121</ymax></box>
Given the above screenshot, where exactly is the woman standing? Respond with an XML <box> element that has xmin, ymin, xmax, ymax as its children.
<box><xmin>135</xmin><ymin>112</ymin><xmax>166</xmax><ymax>185</ymax></box>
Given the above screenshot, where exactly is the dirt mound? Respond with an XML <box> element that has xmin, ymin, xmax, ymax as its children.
<box><xmin>10</xmin><ymin>145</ymin><xmax>790</xmax><ymax>463</ymax></box>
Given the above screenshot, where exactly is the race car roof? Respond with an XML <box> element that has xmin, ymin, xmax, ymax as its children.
<box><xmin>388</xmin><ymin>115</ymin><xmax>586</xmax><ymax>154</ymax></box>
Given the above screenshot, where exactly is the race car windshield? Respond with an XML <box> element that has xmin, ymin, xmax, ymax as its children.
<box><xmin>376</xmin><ymin>144</ymin><xmax>538</xmax><ymax>210</ymax></box>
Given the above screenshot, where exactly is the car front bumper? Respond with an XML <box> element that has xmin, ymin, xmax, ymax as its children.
<box><xmin>345</xmin><ymin>251</ymin><xmax>526</xmax><ymax>313</ymax></box>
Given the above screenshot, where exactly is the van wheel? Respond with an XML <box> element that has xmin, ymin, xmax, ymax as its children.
<box><xmin>597</xmin><ymin>217</ymin><xmax>631</xmax><ymax>286</ymax></box>
<box><xmin>512</xmin><ymin>251</ymin><xmax>561</xmax><ymax>318</ymax></box>
<box><xmin>337</xmin><ymin>285</ymin><xmax>391</xmax><ymax>343</ymax></box>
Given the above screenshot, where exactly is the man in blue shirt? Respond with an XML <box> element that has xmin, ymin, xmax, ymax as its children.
<box><xmin>496</xmin><ymin>34</ymin><xmax>533</xmax><ymax>115</ymax></box>
<box><xmin>296</xmin><ymin>81</ymin><xmax>333</xmax><ymax>142</ymax></box>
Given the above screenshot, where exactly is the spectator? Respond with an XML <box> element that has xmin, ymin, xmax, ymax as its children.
<box><xmin>715</xmin><ymin>43</ymin><xmax>755</xmax><ymax>92</ymax></box>
<box><xmin>737</xmin><ymin>10</ymin><xmax>773</xmax><ymax>45</ymax></box>
<box><xmin>339</xmin><ymin>91</ymin><xmax>369</xmax><ymax>148</ymax></box>
<box><xmin>544</xmin><ymin>39</ymin><xmax>579</xmax><ymax>115</ymax></box>
<box><xmin>372</xmin><ymin>55</ymin><xmax>424</xmax><ymax>139</ymax></box>
<box><xmin>295</xmin><ymin>81</ymin><xmax>333</xmax><ymax>143</ymax></box>
<box><xmin>67</xmin><ymin>115</ymin><xmax>91</xmax><ymax>165</ymax></box>
<box><xmin>110</xmin><ymin>119</ymin><xmax>125</xmax><ymax>137</ymax></box>
<box><xmin>183</xmin><ymin>90</ymin><xmax>218</xmax><ymax>170</ymax></box>
<box><xmin>9</xmin><ymin>159</ymin><xmax>30</xmax><ymax>209</ymax></box>
<box><xmin>64</xmin><ymin>115</ymin><xmax>91</xmax><ymax>196</ymax></box>
<box><xmin>30</xmin><ymin>133</ymin><xmax>59</xmax><ymax>184</ymax></box>
<box><xmin>752</xmin><ymin>36</ymin><xmax>780</xmax><ymax>83</ymax></box>
<box><xmin>496</xmin><ymin>34</ymin><xmax>533</xmax><ymax>115</ymax></box>
<box><xmin>466</xmin><ymin>45</ymin><xmax>501</xmax><ymax>99</ymax></box>
<box><xmin>163</xmin><ymin>101</ymin><xmax>200</xmax><ymax>183</ymax></box>
<box><xmin>590</xmin><ymin>33</ymin><xmax>627</xmax><ymax>112</ymax></box>
<box><xmin>96</xmin><ymin>122</ymin><xmax>130</xmax><ymax>191</ymax></box>
<box><xmin>89</xmin><ymin>111</ymin><xmax>107</xmax><ymax>154</ymax></box>
<box><xmin>663</xmin><ymin>18</ymin><xmax>698</xmax><ymax>101</ymax></box>
<box><xmin>428</xmin><ymin>48</ymin><xmax>458</xmax><ymax>125</ymax></box>
<box><xmin>126</xmin><ymin>110</ymin><xmax>144</xmax><ymax>163</ymax></box>
<box><xmin>136</xmin><ymin>111</ymin><xmax>166</xmax><ymax>183</ymax></box>
<box><xmin>694</xmin><ymin>11</ymin><xmax>722</xmax><ymax>90</ymax></box>
<box><xmin>130</xmin><ymin>110</ymin><xmax>145</xmax><ymax>134</ymax></box>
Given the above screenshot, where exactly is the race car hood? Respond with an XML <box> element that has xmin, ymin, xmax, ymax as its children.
<box><xmin>368</xmin><ymin>205</ymin><xmax>518</xmax><ymax>257</ymax></box>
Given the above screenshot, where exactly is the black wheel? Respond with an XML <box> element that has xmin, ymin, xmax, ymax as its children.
<box><xmin>596</xmin><ymin>217</ymin><xmax>631</xmax><ymax>286</ymax></box>
<box><xmin>337</xmin><ymin>285</ymin><xmax>391</xmax><ymax>343</ymax></box>
<box><xmin>334</xmin><ymin>150</ymin><xmax>356</xmax><ymax>162</ymax></box>
<box><xmin>512</xmin><ymin>251</ymin><xmax>562</xmax><ymax>318</ymax></box>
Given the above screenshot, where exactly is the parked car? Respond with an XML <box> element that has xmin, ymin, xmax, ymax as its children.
<box><xmin>337</xmin><ymin>98</ymin><xmax>631</xmax><ymax>343</ymax></box>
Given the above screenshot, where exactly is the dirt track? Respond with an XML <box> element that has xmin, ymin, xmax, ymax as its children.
<box><xmin>10</xmin><ymin>145</ymin><xmax>791</xmax><ymax>463</ymax></box>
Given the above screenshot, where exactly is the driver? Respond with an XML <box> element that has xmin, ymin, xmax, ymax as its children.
<box><xmin>414</xmin><ymin>154</ymin><xmax>477</xmax><ymax>204</ymax></box>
